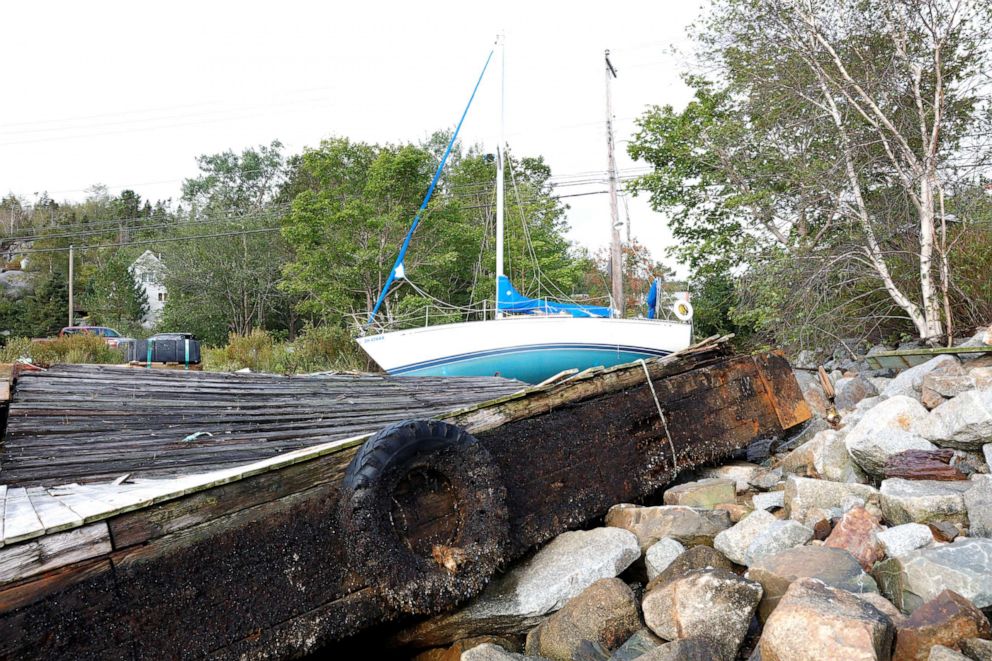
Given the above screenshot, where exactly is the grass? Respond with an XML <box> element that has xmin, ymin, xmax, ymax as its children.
<box><xmin>0</xmin><ymin>335</ymin><xmax>125</xmax><ymax>366</ymax></box>
<box><xmin>202</xmin><ymin>326</ymin><xmax>371</xmax><ymax>374</ymax></box>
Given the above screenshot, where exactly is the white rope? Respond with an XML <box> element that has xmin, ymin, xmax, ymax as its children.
<box><xmin>639</xmin><ymin>359</ymin><xmax>679</xmax><ymax>477</ymax></box>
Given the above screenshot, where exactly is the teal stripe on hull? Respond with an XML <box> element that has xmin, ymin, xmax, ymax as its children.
<box><xmin>394</xmin><ymin>348</ymin><xmax>665</xmax><ymax>384</ymax></box>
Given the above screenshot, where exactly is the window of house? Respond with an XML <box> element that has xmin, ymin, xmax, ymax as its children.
<box><xmin>157</xmin><ymin>292</ymin><xmax>168</xmax><ymax>302</ymax></box>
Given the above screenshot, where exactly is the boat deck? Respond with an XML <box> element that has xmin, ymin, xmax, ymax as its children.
<box><xmin>0</xmin><ymin>365</ymin><xmax>524</xmax><ymax>487</ymax></box>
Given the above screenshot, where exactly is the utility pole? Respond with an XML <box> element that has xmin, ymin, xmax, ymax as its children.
<box><xmin>68</xmin><ymin>245</ymin><xmax>74</xmax><ymax>328</ymax></box>
<box><xmin>605</xmin><ymin>50</ymin><xmax>624</xmax><ymax>317</ymax></box>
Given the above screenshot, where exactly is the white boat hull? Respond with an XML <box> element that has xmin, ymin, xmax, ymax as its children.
<box><xmin>356</xmin><ymin>316</ymin><xmax>692</xmax><ymax>384</ymax></box>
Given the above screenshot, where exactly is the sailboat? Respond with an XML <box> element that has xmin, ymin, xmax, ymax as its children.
<box><xmin>356</xmin><ymin>39</ymin><xmax>691</xmax><ymax>384</ymax></box>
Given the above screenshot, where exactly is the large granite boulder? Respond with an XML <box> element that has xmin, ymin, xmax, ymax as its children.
<box><xmin>742</xmin><ymin>520</ymin><xmax>814</xmax><ymax>566</ymax></box>
<box><xmin>845</xmin><ymin>396</ymin><xmax>936</xmax><ymax>475</ymax></box>
<box><xmin>923</xmin><ymin>391</ymin><xmax>992</xmax><ymax>451</ymax></box>
<box><xmin>745</xmin><ymin>546</ymin><xmax>878</xmax><ymax>621</ymax></box>
<box><xmin>662</xmin><ymin>478</ymin><xmax>736</xmax><ymax>509</ymax></box>
<box><xmin>824</xmin><ymin>506</ymin><xmax>886</xmax><ymax>571</ymax></box>
<box><xmin>393</xmin><ymin>527</ymin><xmax>639</xmax><ymax>647</ymax></box>
<box><xmin>714</xmin><ymin>510</ymin><xmax>779</xmax><ymax>565</ymax></box>
<box><xmin>813</xmin><ymin>428</ymin><xmax>868</xmax><ymax>483</ymax></box>
<box><xmin>876</xmin><ymin>523</ymin><xmax>934</xmax><ymax>558</ymax></box>
<box><xmin>524</xmin><ymin>578</ymin><xmax>640</xmax><ymax>661</ymax></box>
<box><xmin>785</xmin><ymin>476</ymin><xmax>879</xmax><ymax>522</ymax></box>
<box><xmin>645</xmin><ymin>545</ymin><xmax>735</xmax><ymax>593</ymax></box>
<box><xmin>879</xmin><ymin>478</ymin><xmax>972</xmax><ymax>526</ymax></box>
<box><xmin>873</xmin><ymin>538</ymin><xmax>992</xmax><ymax>614</ymax></box>
<box><xmin>883</xmin><ymin>355</ymin><xmax>962</xmax><ymax>399</ymax></box>
<box><xmin>608</xmin><ymin>629</ymin><xmax>664</xmax><ymax>661</ymax></box>
<box><xmin>893</xmin><ymin>589</ymin><xmax>991</xmax><ymax>661</ymax></box>
<box><xmin>461</xmin><ymin>644</ymin><xmax>543</xmax><ymax>661</ymax></box>
<box><xmin>759</xmin><ymin>578</ymin><xmax>896</xmax><ymax>661</ymax></box>
<box><xmin>635</xmin><ymin>637</ymin><xmax>724</xmax><ymax>661</ymax></box>
<box><xmin>605</xmin><ymin>504</ymin><xmax>731</xmax><ymax>552</ymax></box>
<box><xmin>698</xmin><ymin>461</ymin><xmax>761</xmax><ymax>494</ymax></box>
<box><xmin>642</xmin><ymin>567</ymin><xmax>762</xmax><ymax>661</ymax></box>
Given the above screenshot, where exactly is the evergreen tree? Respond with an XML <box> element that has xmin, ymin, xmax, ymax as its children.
<box><xmin>83</xmin><ymin>253</ymin><xmax>148</xmax><ymax>331</ymax></box>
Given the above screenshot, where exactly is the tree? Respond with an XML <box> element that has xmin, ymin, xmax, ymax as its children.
<box><xmin>82</xmin><ymin>252</ymin><xmax>147</xmax><ymax>331</ymax></box>
<box><xmin>629</xmin><ymin>0</ymin><xmax>992</xmax><ymax>345</ymax></box>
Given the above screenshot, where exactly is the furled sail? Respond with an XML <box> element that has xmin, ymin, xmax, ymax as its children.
<box><xmin>497</xmin><ymin>275</ymin><xmax>611</xmax><ymax>318</ymax></box>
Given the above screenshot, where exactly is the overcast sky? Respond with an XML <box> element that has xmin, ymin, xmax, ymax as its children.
<box><xmin>1</xmin><ymin>0</ymin><xmax>703</xmax><ymax>276</ymax></box>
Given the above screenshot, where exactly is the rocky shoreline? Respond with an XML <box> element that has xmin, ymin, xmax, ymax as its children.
<box><xmin>396</xmin><ymin>328</ymin><xmax>992</xmax><ymax>661</ymax></box>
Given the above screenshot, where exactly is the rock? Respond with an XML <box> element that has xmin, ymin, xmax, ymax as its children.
<box><xmin>785</xmin><ymin>476</ymin><xmax>879</xmax><ymax>523</ymax></box>
<box><xmin>880</xmin><ymin>478</ymin><xmax>972</xmax><ymax>525</ymax></box>
<box><xmin>524</xmin><ymin>578</ymin><xmax>640</xmax><ymax>661</ymax></box>
<box><xmin>824</xmin><ymin>507</ymin><xmax>886</xmax><ymax>571</ymax></box>
<box><xmin>745</xmin><ymin>546</ymin><xmax>878</xmax><ymax>621</ymax></box>
<box><xmin>416</xmin><ymin>636</ymin><xmax>522</xmax><ymax>661</ymax></box>
<box><xmin>959</xmin><ymin>637</ymin><xmax>992</xmax><ymax>660</ymax></box>
<box><xmin>922</xmin><ymin>391</ymin><xmax>992</xmax><ymax>451</ymax></box>
<box><xmin>812</xmin><ymin>429</ymin><xmax>868</xmax><ymax>484</ymax></box>
<box><xmin>856</xmin><ymin>591</ymin><xmax>907</xmax><ymax>626</ymax></box>
<box><xmin>645</xmin><ymin>538</ymin><xmax>685</xmax><ymax>582</ymax></box>
<box><xmin>747</xmin><ymin>438</ymin><xmax>776</xmax><ymax>463</ymax></box>
<box><xmin>893</xmin><ymin>590</ymin><xmax>992</xmax><ymax>661</ymax></box>
<box><xmin>605</xmin><ymin>505</ymin><xmax>731</xmax><ymax>552</ymax></box>
<box><xmin>635</xmin><ymin>637</ymin><xmax>725</xmax><ymax>660</ymax></box>
<box><xmin>743</xmin><ymin>520</ymin><xmax>814</xmax><ymax>566</ymax></box>
<box><xmin>884</xmin><ymin>355</ymin><xmax>963</xmax><ymax>399</ymax></box>
<box><xmin>924</xmin><ymin>373</ymin><xmax>977</xmax><ymax>399</ymax></box>
<box><xmin>461</xmin><ymin>643</ymin><xmax>545</xmax><ymax>661</ymax></box>
<box><xmin>714</xmin><ymin>503</ymin><xmax>752</xmax><ymax>523</ymax></box>
<box><xmin>958</xmin><ymin>328</ymin><xmax>992</xmax><ymax>357</ymax></box>
<box><xmin>777</xmin><ymin>417</ymin><xmax>831</xmax><ymax>455</ymax></box>
<box><xmin>662</xmin><ymin>478</ymin><xmax>737</xmax><ymax>509</ymax></box>
<box><xmin>752</xmin><ymin>491</ymin><xmax>784</xmax><ymax>511</ymax></box>
<box><xmin>607</xmin><ymin>629</ymin><xmax>664</xmax><ymax>661</ymax></box>
<box><xmin>749</xmin><ymin>467</ymin><xmax>784</xmax><ymax>491</ymax></box>
<box><xmin>836</xmin><ymin>375</ymin><xmax>879</xmax><ymax>411</ymax></box>
<box><xmin>699</xmin><ymin>461</ymin><xmax>761</xmax><ymax>494</ymax></box>
<box><xmin>873</xmin><ymin>538</ymin><xmax>992</xmax><ymax>613</ymax></box>
<box><xmin>966</xmin><ymin>476</ymin><xmax>992</xmax><ymax>538</ymax></box>
<box><xmin>930</xmin><ymin>646</ymin><xmax>972</xmax><ymax>660</ymax></box>
<box><xmin>395</xmin><ymin>528</ymin><xmax>640</xmax><ymax>647</ymax></box>
<box><xmin>985</xmin><ymin>443</ymin><xmax>992</xmax><ymax>467</ymax></box>
<box><xmin>794</xmin><ymin>351</ymin><xmax>820</xmax><ymax>370</ymax></box>
<box><xmin>714</xmin><ymin>510</ymin><xmax>779</xmax><ymax>566</ymax></box>
<box><xmin>876</xmin><ymin>523</ymin><xmax>934</xmax><ymax>558</ymax></box>
<box><xmin>884</xmin><ymin>449</ymin><xmax>968</xmax><ymax>481</ymax></box>
<box><xmin>930</xmin><ymin>521</ymin><xmax>961</xmax><ymax>542</ymax></box>
<box><xmin>800</xmin><ymin>380</ymin><xmax>831</xmax><ymax>419</ymax></box>
<box><xmin>645</xmin><ymin>546</ymin><xmax>735</xmax><ymax>592</ymax></box>
<box><xmin>845</xmin><ymin>396</ymin><xmax>936</xmax><ymax>475</ymax></box>
<box><xmin>759</xmin><ymin>578</ymin><xmax>895</xmax><ymax>661</ymax></box>
<box><xmin>871</xmin><ymin>376</ymin><xmax>894</xmax><ymax>393</ymax></box>
<box><xmin>642</xmin><ymin>568</ymin><xmax>762</xmax><ymax>661</ymax></box>
<box><xmin>973</xmin><ymin>367</ymin><xmax>992</xmax><ymax>390</ymax></box>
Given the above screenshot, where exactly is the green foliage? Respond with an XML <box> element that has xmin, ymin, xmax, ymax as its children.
<box><xmin>0</xmin><ymin>335</ymin><xmax>123</xmax><ymax>366</ymax></box>
<box><xmin>81</xmin><ymin>251</ymin><xmax>147</xmax><ymax>333</ymax></box>
<box><xmin>202</xmin><ymin>325</ymin><xmax>366</xmax><ymax>374</ymax></box>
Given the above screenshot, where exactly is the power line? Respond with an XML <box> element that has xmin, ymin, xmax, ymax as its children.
<box><xmin>17</xmin><ymin>227</ymin><xmax>284</xmax><ymax>255</ymax></box>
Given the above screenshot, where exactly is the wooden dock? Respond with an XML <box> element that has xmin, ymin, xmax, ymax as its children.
<box><xmin>1</xmin><ymin>365</ymin><xmax>524</xmax><ymax>486</ymax></box>
<box><xmin>0</xmin><ymin>338</ymin><xmax>811</xmax><ymax>659</ymax></box>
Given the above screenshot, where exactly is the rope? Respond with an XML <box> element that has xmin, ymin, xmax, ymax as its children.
<box><xmin>639</xmin><ymin>359</ymin><xmax>679</xmax><ymax>478</ymax></box>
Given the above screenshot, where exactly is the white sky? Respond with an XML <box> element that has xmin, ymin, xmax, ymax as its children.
<box><xmin>0</xmin><ymin>0</ymin><xmax>702</xmax><ymax>276</ymax></box>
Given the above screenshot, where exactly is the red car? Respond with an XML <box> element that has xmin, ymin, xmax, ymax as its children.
<box><xmin>59</xmin><ymin>326</ymin><xmax>132</xmax><ymax>348</ymax></box>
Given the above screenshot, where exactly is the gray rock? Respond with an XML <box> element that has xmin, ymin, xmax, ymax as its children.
<box><xmin>928</xmin><ymin>645</ymin><xmax>971</xmax><ymax>661</ymax></box>
<box><xmin>395</xmin><ymin>527</ymin><xmax>640</xmax><ymax>647</ymax></box>
<box><xmin>743</xmin><ymin>520</ymin><xmax>814</xmax><ymax>566</ymax></box>
<box><xmin>642</xmin><ymin>567</ymin><xmax>762</xmax><ymax>661</ymax></box>
<box><xmin>984</xmin><ymin>444</ymin><xmax>992</xmax><ymax>468</ymax></box>
<box><xmin>811</xmin><ymin>429</ymin><xmax>867</xmax><ymax>484</ymax></box>
<box><xmin>759</xmin><ymin>578</ymin><xmax>895</xmax><ymax>661</ymax></box>
<box><xmin>662</xmin><ymin>478</ymin><xmax>736</xmax><ymax>509</ymax></box>
<box><xmin>794</xmin><ymin>351</ymin><xmax>820</xmax><ymax>370</ymax></box>
<box><xmin>883</xmin><ymin>355</ymin><xmax>962</xmax><ymax>399</ymax></box>
<box><xmin>714</xmin><ymin>510</ymin><xmax>779</xmax><ymax>566</ymax></box>
<box><xmin>845</xmin><ymin>395</ymin><xmax>936</xmax><ymax>475</ymax></box>
<box><xmin>607</xmin><ymin>629</ymin><xmax>664</xmax><ymax>661</ymax></box>
<box><xmin>874</xmin><ymin>538</ymin><xmax>992</xmax><ymax>613</ymax></box>
<box><xmin>959</xmin><ymin>637</ymin><xmax>992</xmax><ymax>660</ymax></box>
<box><xmin>749</xmin><ymin>466</ymin><xmax>784</xmax><ymax>491</ymax></box>
<box><xmin>0</xmin><ymin>269</ymin><xmax>34</xmax><ymax>300</ymax></box>
<box><xmin>752</xmin><ymin>491</ymin><xmax>784</xmax><ymax>511</ymax></box>
<box><xmin>645</xmin><ymin>538</ymin><xmax>685</xmax><ymax>582</ymax></box>
<box><xmin>965</xmin><ymin>475</ymin><xmax>992</xmax><ymax>538</ymax></box>
<box><xmin>698</xmin><ymin>461</ymin><xmax>761</xmax><ymax>494</ymax></box>
<box><xmin>958</xmin><ymin>327</ymin><xmax>992</xmax><ymax>358</ymax></box>
<box><xmin>876</xmin><ymin>523</ymin><xmax>934</xmax><ymax>558</ymax></box>
<box><xmin>635</xmin><ymin>638</ymin><xmax>725</xmax><ymax>661</ymax></box>
<box><xmin>605</xmin><ymin>504</ymin><xmax>731</xmax><ymax>552</ymax></box>
<box><xmin>785</xmin><ymin>476</ymin><xmax>879</xmax><ymax>523</ymax></box>
<box><xmin>462</xmin><ymin>643</ymin><xmax>547</xmax><ymax>661</ymax></box>
<box><xmin>880</xmin><ymin>478</ymin><xmax>972</xmax><ymax>526</ymax></box>
<box><xmin>925</xmin><ymin>373</ymin><xmax>978</xmax><ymax>399</ymax></box>
<box><xmin>922</xmin><ymin>391</ymin><xmax>992</xmax><ymax>451</ymax></box>
<box><xmin>835</xmin><ymin>375</ymin><xmax>879</xmax><ymax>411</ymax></box>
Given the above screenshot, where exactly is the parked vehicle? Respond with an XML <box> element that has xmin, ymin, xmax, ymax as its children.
<box><xmin>57</xmin><ymin>326</ymin><xmax>133</xmax><ymax>349</ymax></box>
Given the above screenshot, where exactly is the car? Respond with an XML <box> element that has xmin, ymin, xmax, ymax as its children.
<box><xmin>59</xmin><ymin>326</ymin><xmax>133</xmax><ymax>349</ymax></box>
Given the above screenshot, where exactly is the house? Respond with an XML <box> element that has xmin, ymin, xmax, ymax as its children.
<box><xmin>129</xmin><ymin>250</ymin><xmax>168</xmax><ymax>328</ymax></box>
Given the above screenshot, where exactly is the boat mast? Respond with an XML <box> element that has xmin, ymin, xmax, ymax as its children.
<box><xmin>605</xmin><ymin>50</ymin><xmax>623</xmax><ymax>317</ymax></box>
<box><xmin>495</xmin><ymin>34</ymin><xmax>506</xmax><ymax>319</ymax></box>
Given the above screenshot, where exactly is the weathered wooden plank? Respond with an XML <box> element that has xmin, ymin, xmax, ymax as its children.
<box><xmin>0</xmin><ymin>522</ymin><xmax>111</xmax><ymax>585</ymax></box>
<box><xmin>0</xmin><ymin>486</ymin><xmax>6</xmax><ymax>548</ymax></box>
<box><xmin>45</xmin><ymin>487</ymin><xmax>120</xmax><ymax>523</ymax></box>
<box><xmin>2</xmin><ymin>488</ymin><xmax>44</xmax><ymax>545</ymax></box>
<box><xmin>25</xmin><ymin>488</ymin><xmax>84</xmax><ymax>534</ymax></box>
<box><xmin>0</xmin><ymin>557</ymin><xmax>111</xmax><ymax>614</ymax></box>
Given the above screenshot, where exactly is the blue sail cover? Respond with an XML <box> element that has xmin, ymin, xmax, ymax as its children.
<box><xmin>646</xmin><ymin>277</ymin><xmax>660</xmax><ymax>319</ymax></box>
<box><xmin>497</xmin><ymin>275</ymin><xmax>611</xmax><ymax>318</ymax></box>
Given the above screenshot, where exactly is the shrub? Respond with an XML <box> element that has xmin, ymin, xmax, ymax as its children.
<box><xmin>0</xmin><ymin>335</ymin><xmax>124</xmax><ymax>366</ymax></box>
<box><xmin>202</xmin><ymin>325</ymin><xmax>370</xmax><ymax>374</ymax></box>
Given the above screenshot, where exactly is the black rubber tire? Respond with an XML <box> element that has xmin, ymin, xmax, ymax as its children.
<box><xmin>338</xmin><ymin>419</ymin><xmax>509</xmax><ymax>615</ymax></box>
